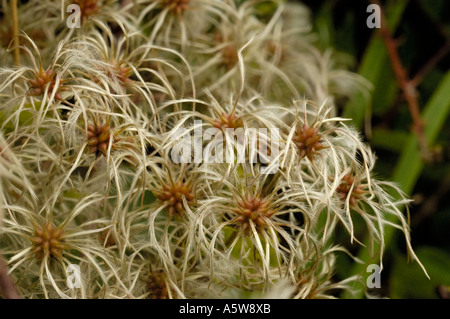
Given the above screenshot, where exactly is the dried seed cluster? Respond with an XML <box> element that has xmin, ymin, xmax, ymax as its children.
<box><xmin>72</xmin><ymin>0</ymin><xmax>100</xmax><ymax>22</ymax></box>
<box><xmin>156</xmin><ymin>180</ymin><xmax>195</xmax><ymax>217</ymax></box>
<box><xmin>106</xmin><ymin>62</ymin><xmax>133</xmax><ymax>85</ymax></box>
<box><xmin>164</xmin><ymin>0</ymin><xmax>190</xmax><ymax>14</ymax></box>
<box><xmin>147</xmin><ymin>270</ymin><xmax>172</xmax><ymax>299</ymax></box>
<box><xmin>30</xmin><ymin>222</ymin><xmax>65</xmax><ymax>260</ymax></box>
<box><xmin>336</xmin><ymin>173</ymin><xmax>365</xmax><ymax>206</ymax></box>
<box><xmin>213</xmin><ymin>112</ymin><xmax>243</xmax><ymax>130</ymax></box>
<box><xmin>293</xmin><ymin>124</ymin><xmax>326</xmax><ymax>161</ymax></box>
<box><xmin>87</xmin><ymin>122</ymin><xmax>119</xmax><ymax>156</ymax></box>
<box><xmin>232</xmin><ymin>196</ymin><xmax>274</xmax><ymax>232</ymax></box>
<box><xmin>28</xmin><ymin>68</ymin><xmax>63</xmax><ymax>100</ymax></box>
<box><xmin>221</xmin><ymin>45</ymin><xmax>239</xmax><ymax>70</ymax></box>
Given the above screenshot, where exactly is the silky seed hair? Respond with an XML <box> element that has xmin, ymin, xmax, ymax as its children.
<box><xmin>0</xmin><ymin>0</ymin><xmax>427</xmax><ymax>298</ymax></box>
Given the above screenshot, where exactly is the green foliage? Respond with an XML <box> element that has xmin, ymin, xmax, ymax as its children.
<box><xmin>305</xmin><ymin>0</ymin><xmax>450</xmax><ymax>299</ymax></box>
<box><xmin>390</xmin><ymin>247</ymin><xmax>450</xmax><ymax>299</ymax></box>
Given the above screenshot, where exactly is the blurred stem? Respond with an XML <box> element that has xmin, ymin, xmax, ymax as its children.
<box><xmin>11</xmin><ymin>0</ymin><xmax>21</xmax><ymax>65</ymax></box>
<box><xmin>0</xmin><ymin>255</ymin><xmax>22</xmax><ymax>299</ymax></box>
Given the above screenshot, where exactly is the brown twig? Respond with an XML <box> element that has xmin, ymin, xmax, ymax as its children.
<box><xmin>371</xmin><ymin>0</ymin><xmax>430</xmax><ymax>158</ymax></box>
<box><xmin>0</xmin><ymin>255</ymin><xmax>22</xmax><ymax>299</ymax></box>
<box><xmin>11</xmin><ymin>0</ymin><xmax>21</xmax><ymax>66</ymax></box>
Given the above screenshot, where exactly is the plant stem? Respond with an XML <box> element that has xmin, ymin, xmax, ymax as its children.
<box><xmin>0</xmin><ymin>255</ymin><xmax>22</xmax><ymax>299</ymax></box>
<box><xmin>11</xmin><ymin>0</ymin><xmax>21</xmax><ymax>65</ymax></box>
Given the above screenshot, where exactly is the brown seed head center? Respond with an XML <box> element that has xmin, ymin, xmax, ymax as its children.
<box><xmin>164</xmin><ymin>0</ymin><xmax>189</xmax><ymax>14</ymax></box>
<box><xmin>156</xmin><ymin>180</ymin><xmax>195</xmax><ymax>217</ymax></box>
<box><xmin>213</xmin><ymin>112</ymin><xmax>243</xmax><ymax>130</ymax></box>
<box><xmin>221</xmin><ymin>45</ymin><xmax>239</xmax><ymax>70</ymax></box>
<box><xmin>232</xmin><ymin>196</ymin><xmax>274</xmax><ymax>232</ymax></box>
<box><xmin>106</xmin><ymin>61</ymin><xmax>133</xmax><ymax>84</ymax></box>
<box><xmin>336</xmin><ymin>173</ymin><xmax>364</xmax><ymax>206</ymax></box>
<box><xmin>30</xmin><ymin>222</ymin><xmax>65</xmax><ymax>260</ymax></box>
<box><xmin>293</xmin><ymin>124</ymin><xmax>326</xmax><ymax>161</ymax></box>
<box><xmin>28</xmin><ymin>68</ymin><xmax>64</xmax><ymax>100</ymax></box>
<box><xmin>87</xmin><ymin>122</ymin><xmax>119</xmax><ymax>156</ymax></box>
<box><xmin>71</xmin><ymin>0</ymin><xmax>100</xmax><ymax>22</ymax></box>
<box><xmin>147</xmin><ymin>270</ymin><xmax>172</xmax><ymax>299</ymax></box>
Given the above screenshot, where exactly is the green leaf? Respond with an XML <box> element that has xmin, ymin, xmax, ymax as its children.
<box><xmin>370</xmin><ymin>67</ymin><xmax>397</xmax><ymax>116</ymax></box>
<box><xmin>390</xmin><ymin>246</ymin><xmax>450</xmax><ymax>298</ymax></box>
<box><xmin>393</xmin><ymin>71</ymin><xmax>450</xmax><ymax>194</ymax></box>
<box><xmin>314</xmin><ymin>1</ymin><xmax>335</xmax><ymax>50</ymax></box>
<box><xmin>370</xmin><ymin>128</ymin><xmax>409</xmax><ymax>152</ymax></box>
